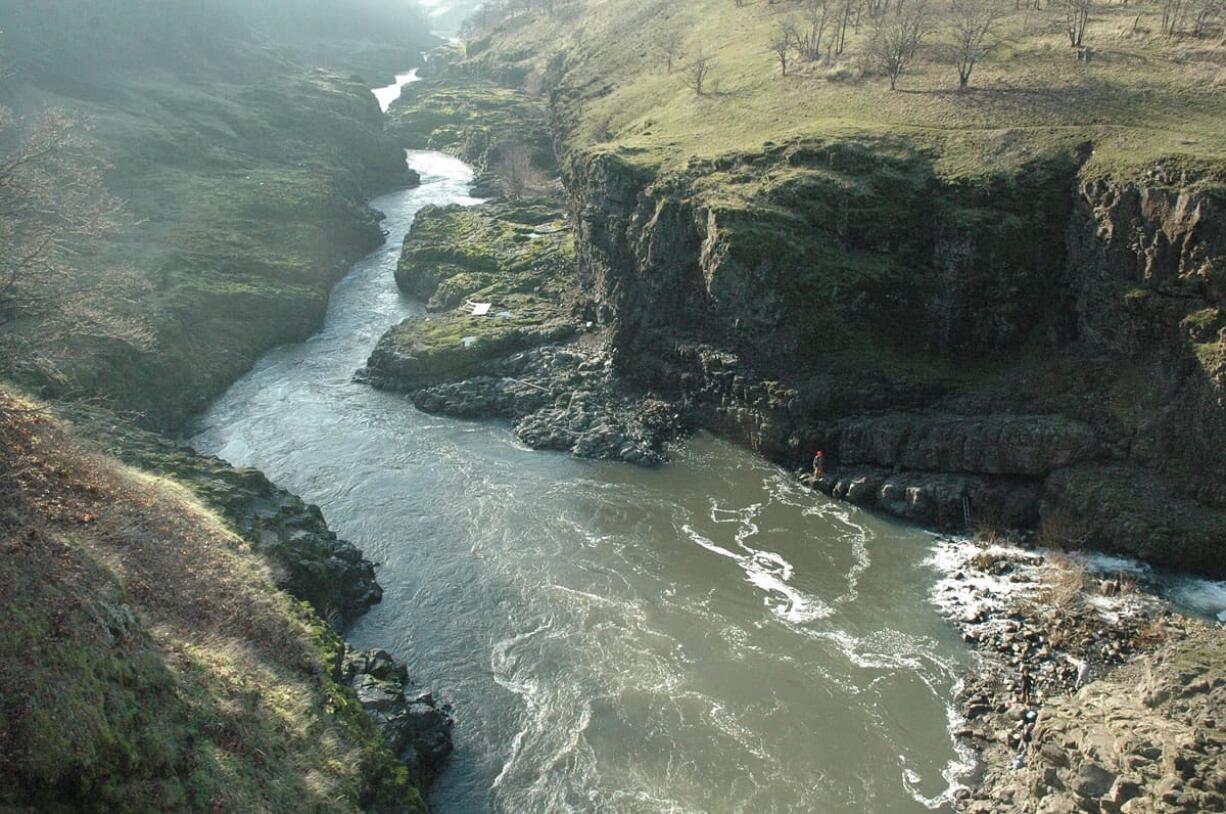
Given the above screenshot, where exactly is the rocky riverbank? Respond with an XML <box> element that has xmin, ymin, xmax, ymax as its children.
<box><xmin>341</xmin><ymin>648</ymin><xmax>454</xmax><ymax>791</ymax></box>
<box><xmin>62</xmin><ymin>406</ymin><xmax>455</xmax><ymax>806</ymax></box>
<box><xmin>358</xmin><ymin>191</ymin><xmax>691</xmax><ymax>465</ymax></box>
<box><xmin>926</xmin><ymin>536</ymin><xmax>1226</xmax><ymax>813</ymax></box>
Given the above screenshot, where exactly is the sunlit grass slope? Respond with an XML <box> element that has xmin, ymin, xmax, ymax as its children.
<box><xmin>470</xmin><ymin>0</ymin><xmax>1226</xmax><ymax>184</ymax></box>
<box><xmin>0</xmin><ymin>388</ymin><xmax>423</xmax><ymax>814</ymax></box>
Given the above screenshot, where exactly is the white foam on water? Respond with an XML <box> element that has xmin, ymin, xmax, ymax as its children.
<box><xmin>519</xmin><ymin>698</ymin><xmax>594</xmax><ymax>812</ymax></box>
<box><xmin>681</xmin><ymin>693</ymin><xmax>773</xmax><ymax>764</ymax></box>
<box><xmin>404</xmin><ymin>149</ymin><xmax>474</xmax><ymax>186</ymax></box>
<box><xmin>1074</xmin><ymin>551</ymin><xmax>1153</xmax><ymax>576</ymax></box>
<box><xmin>490</xmin><ymin>622</ymin><xmax>552</xmax><ymax>791</ymax></box>
<box><xmin>371</xmin><ymin>68</ymin><xmax>419</xmax><ymax>112</ymax></box>
<box><xmin>804</xmin><ymin>626</ymin><xmax>955</xmax><ymax>684</ymax></box>
<box><xmin>1071</xmin><ymin>550</ymin><xmax>1226</xmax><ymax>621</ymax></box>
<box><xmin>694</xmin><ymin>483</ymin><xmax>975</xmax><ymax>810</ymax></box>
<box><xmin>925</xmin><ymin>538</ymin><xmax>1044</xmax><ymax>625</ymax></box>
<box><xmin>902</xmin><ymin>672</ymin><xmax>979</xmax><ymax>810</ymax></box>
<box><xmin>682</xmin><ymin>521</ymin><xmax>833</xmax><ymax>624</ymax></box>
<box><xmin>767</xmin><ymin>473</ymin><xmax>874</xmax><ymax>604</ymax></box>
<box><xmin>823</xmin><ymin>503</ymin><xmax>874</xmax><ymax>605</ymax></box>
<box><xmin>1165</xmin><ymin>577</ymin><xmax>1226</xmax><ymax>621</ymax></box>
<box><xmin>548</xmin><ymin>584</ymin><xmax>621</xmax><ymax>607</ymax></box>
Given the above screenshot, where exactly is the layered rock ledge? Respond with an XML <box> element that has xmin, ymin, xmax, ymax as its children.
<box><xmin>359</xmin><ymin>199</ymin><xmax>689</xmax><ymax>465</ymax></box>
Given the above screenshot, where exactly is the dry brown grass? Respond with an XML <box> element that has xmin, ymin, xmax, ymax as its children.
<box><xmin>1027</xmin><ymin>554</ymin><xmax>1090</xmax><ymax>625</ymax></box>
<box><xmin>973</xmin><ymin>523</ymin><xmax>1005</xmax><ymax>547</ymax></box>
<box><xmin>1</xmin><ymin>387</ymin><xmax>316</xmax><ymax>672</ymax></box>
<box><xmin>1036</xmin><ymin>512</ymin><xmax>1092</xmax><ymax>553</ymax></box>
<box><xmin>970</xmin><ymin>547</ymin><xmax>1005</xmax><ymax>571</ymax></box>
<box><xmin>1048</xmin><ymin>554</ymin><xmax>1090</xmax><ymax>604</ymax></box>
<box><xmin>0</xmin><ymin>386</ymin><xmax>399</xmax><ymax>813</ymax></box>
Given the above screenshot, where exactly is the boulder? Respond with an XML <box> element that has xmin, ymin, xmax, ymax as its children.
<box><xmin>341</xmin><ymin>647</ymin><xmax>454</xmax><ymax>790</ymax></box>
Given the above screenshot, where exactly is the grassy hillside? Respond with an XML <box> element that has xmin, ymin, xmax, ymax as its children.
<box><xmin>468</xmin><ymin>0</ymin><xmax>1226</xmax><ymax>184</ymax></box>
<box><xmin>0</xmin><ymin>0</ymin><xmax>434</xmax><ymax>82</ymax></box>
<box><xmin>1</xmin><ymin>69</ymin><xmax>403</xmax><ymax>427</ymax></box>
<box><xmin>0</xmin><ymin>2</ymin><xmax>433</xmax><ymax>427</ymax></box>
<box><xmin>0</xmin><ymin>388</ymin><xmax>424</xmax><ymax>814</ymax></box>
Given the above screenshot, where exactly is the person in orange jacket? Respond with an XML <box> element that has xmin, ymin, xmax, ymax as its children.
<box><xmin>812</xmin><ymin>450</ymin><xmax>825</xmax><ymax>480</ymax></box>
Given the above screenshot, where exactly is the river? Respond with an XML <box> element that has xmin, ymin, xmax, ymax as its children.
<box><xmin>373</xmin><ymin>69</ymin><xmax>420</xmax><ymax>113</ymax></box>
<box><xmin>188</xmin><ymin>78</ymin><xmax>982</xmax><ymax>814</ymax></box>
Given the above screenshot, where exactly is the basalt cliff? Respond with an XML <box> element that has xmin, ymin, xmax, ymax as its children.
<box><xmin>363</xmin><ymin>14</ymin><xmax>1225</xmax><ymax>578</ymax></box>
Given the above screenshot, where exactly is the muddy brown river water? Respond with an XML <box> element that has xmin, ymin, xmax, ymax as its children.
<box><xmin>189</xmin><ymin>116</ymin><xmax>984</xmax><ymax>812</ymax></box>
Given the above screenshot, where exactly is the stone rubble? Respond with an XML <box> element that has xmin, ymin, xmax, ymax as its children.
<box><xmin>370</xmin><ymin>340</ymin><xmax>691</xmax><ymax>466</ymax></box>
<box><xmin>927</xmin><ymin>537</ymin><xmax>1226</xmax><ymax>814</ymax></box>
<box><xmin>340</xmin><ymin>647</ymin><xmax>454</xmax><ymax>789</ymax></box>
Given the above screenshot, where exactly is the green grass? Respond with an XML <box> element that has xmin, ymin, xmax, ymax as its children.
<box><xmin>370</xmin><ymin>198</ymin><xmax>578</xmax><ymax>382</ymax></box>
<box><xmin>8</xmin><ymin>67</ymin><xmax>403</xmax><ymax>429</ymax></box>
<box><xmin>388</xmin><ymin>79</ymin><xmax>549</xmax><ymax>149</ymax></box>
<box><xmin>0</xmin><ymin>393</ymin><xmax>424</xmax><ymax>813</ymax></box>
<box><xmin>398</xmin><ymin>201</ymin><xmax>573</xmax><ymax>302</ymax></box>
<box><xmin>1194</xmin><ymin>340</ymin><xmax>1225</xmax><ymax>376</ymax></box>
<box><xmin>472</xmin><ymin>0</ymin><xmax>1226</xmax><ymax>185</ymax></box>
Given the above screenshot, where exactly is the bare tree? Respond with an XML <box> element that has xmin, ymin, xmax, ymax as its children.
<box><xmin>0</xmin><ymin>106</ymin><xmax>150</xmax><ymax>386</ymax></box>
<box><xmin>945</xmin><ymin>0</ymin><xmax>1002</xmax><ymax>89</ymax></box>
<box><xmin>768</xmin><ymin>22</ymin><xmax>793</xmax><ymax>76</ymax></box>
<box><xmin>493</xmin><ymin>141</ymin><xmax>547</xmax><ymax>198</ymax></box>
<box><xmin>685</xmin><ymin>49</ymin><xmax>715</xmax><ymax>95</ymax></box>
<box><xmin>1165</xmin><ymin>0</ymin><xmax>1224</xmax><ymax>36</ymax></box>
<box><xmin>794</xmin><ymin>0</ymin><xmax>833</xmax><ymax>61</ymax></box>
<box><xmin>1058</xmin><ymin>0</ymin><xmax>1092</xmax><ymax>47</ymax></box>
<box><xmin>1162</xmin><ymin>0</ymin><xmax>1189</xmax><ymax>35</ymax></box>
<box><xmin>832</xmin><ymin>0</ymin><xmax>859</xmax><ymax>56</ymax></box>
<box><xmin>1191</xmin><ymin>0</ymin><xmax>1225</xmax><ymax>36</ymax></box>
<box><xmin>660</xmin><ymin>30</ymin><xmax>685</xmax><ymax>73</ymax></box>
<box><xmin>868</xmin><ymin>1</ymin><xmax>932</xmax><ymax>90</ymax></box>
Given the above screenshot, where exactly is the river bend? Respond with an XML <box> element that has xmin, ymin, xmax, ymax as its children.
<box><xmin>190</xmin><ymin>140</ymin><xmax>977</xmax><ymax>813</ymax></box>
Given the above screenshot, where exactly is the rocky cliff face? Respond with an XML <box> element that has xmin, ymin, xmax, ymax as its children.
<box><xmin>560</xmin><ymin>134</ymin><xmax>1225</xmax><ymax>575</ymax></box>
<box><xmin>386</xmin><ymin>44</ymin><xmax>1224</xmax><ymax>575</ymax></box>
<box><xmin>1067</xmin><ymin>181</ymin><xmax>1226</xmax><ymax>492</ymax></box>
<box><xmin>565</xmin><ymin>140</ymin><xmax>1076</xmax><ymax>364</ymax></box>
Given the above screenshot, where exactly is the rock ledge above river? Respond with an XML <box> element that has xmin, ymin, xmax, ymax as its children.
<box><xmin>359</xmin><ymin>199</ymin><xmax>690</xmax><ymax>465</ymax></box>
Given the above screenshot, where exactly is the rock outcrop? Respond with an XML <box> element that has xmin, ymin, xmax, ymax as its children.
<box><xmin>933</xmin><ymin>540</ymin><xmax>1226</xmax><ymax>814</ymax></box>
<box><xmin>378</xmin><ymin>27</ymin><xmax>1226</xmax><ymax>576</ymax></box>
<box><xmin>358</xmin><ymin>194</ymin><xmax>688</xmax><ymax>465</ymax></box>
<box><xmin>340</xmin><ymin>648</ymin><xmax>454</xmax><ymax>789</ymax></box>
